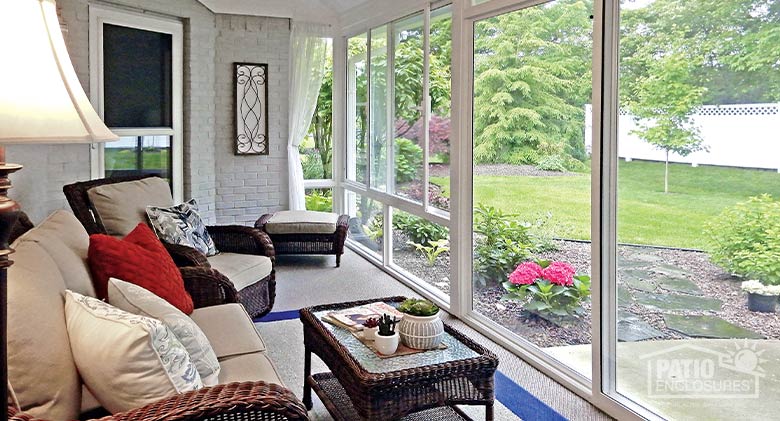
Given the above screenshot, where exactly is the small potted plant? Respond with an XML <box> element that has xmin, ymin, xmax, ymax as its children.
<box><xmin>741</xmin><ymin>280</ymin><xmax>780</xmax><ymax>313</ymax></box>
<box><xmin>362</xmin><ymin>317</ymin><xmax>380</xmax><ymax>341</ymax></box>
<box><xmin>397</xmin><ymin>298</ymin><xmax>444</xmax><ymax>350</ymax></box>
<box><xmin>373</xmin><ymin>314</ymin><xmax>399</xmax><ymax>355</ymax></box>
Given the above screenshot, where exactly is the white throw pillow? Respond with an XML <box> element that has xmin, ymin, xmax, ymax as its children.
<box><xmin>107</xmin><ymin>278</ymin><xmax>221</xmax><ymax>385</ymax></box>
<box><xmin>64</xmin><ymin>290</ymin><xmax>203</xmax><ymax>413</ymax></box>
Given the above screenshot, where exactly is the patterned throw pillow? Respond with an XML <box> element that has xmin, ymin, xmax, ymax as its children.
<box><xmin>108</xmin><ymin>278</ymin><xmax>221</xmax><ymax>386</ymax></box>
<box><xmin>146</xmin><ymin>199</ymin><xmax>218</xmax><ymax>256</ymax></box>
<box><xmin>64</xmin><ymin>290</ymin><xmax>202</xmax><ymax>413</ymax></box>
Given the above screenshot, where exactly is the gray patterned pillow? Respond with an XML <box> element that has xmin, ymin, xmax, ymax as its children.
<box><xmin>146</xmin><ymin>199</ymin><xmax>218</xmax><ymax>256</ymax></box>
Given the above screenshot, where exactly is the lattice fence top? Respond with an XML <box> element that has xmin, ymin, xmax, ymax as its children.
<box><xmin>614</xmin><ymin>103</ymin><xmax>780</xmax><ymax>116</ymax></box>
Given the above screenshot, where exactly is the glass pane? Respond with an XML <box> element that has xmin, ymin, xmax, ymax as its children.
<box><xmin>347</xmin><ymin>34</ymin><xmax>368</xmax><ymax>183</ymax></box>
<box><xmin>429</xmin><ymin>5</ymin><xmax>452</xmax><ymax>212</ymax></box>
<box><xmin>392</xmin><ymin>13</ymin><xmax>425</xmax><ymax>203</ymax></box>
<box><xmin>471</xmin><ymin>0</ymin><xmax>593</xmax><ymax>379</ymax></box>
<box><xmin>370</xmin><ymin>26</ymin><xmax>389</xmax><ymax>191</ymax></box>
<box><xmin>305</xmin><ymin>188</ymin><xmax>333</xmax><ymax>212</ymax></box>
<box><xmin>391</xmin><ymin>208</ymin><xmax>450</xmax><ymax>296</ymax></box>
<box><xmin>346</xmin><ymin>191</ymin><xmax>383</xmax><ymax>258</ymax></box>
<box><xmin>302</xmin><ymin>40</ymin><xmax>333</xmax><ymax>180</ymax></box>
<box><xmin>615</xmin><ymin>0</ymin><xmax>780</xmax><ymax>418</ymax></box>
<box><xmin>103</xmin><ymin>24</ymin><xmax>172</xmax><ymax>128</ymax></box>
<box><xmin>104</xmin><ymin>135</ymin><xmax>172</xmax><ymax>181</ymax></box>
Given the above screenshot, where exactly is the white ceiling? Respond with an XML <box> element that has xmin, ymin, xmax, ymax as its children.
<box><xmin>197</xmin><ymin>0</ymin><xmax>373</xmax><ymax>25</ymax></box>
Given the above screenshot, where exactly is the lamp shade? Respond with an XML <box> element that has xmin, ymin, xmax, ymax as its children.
<box><xmin>0</xmin><ymin>0</ymin><xmax>117</xmax><ymax>144</ymax></box>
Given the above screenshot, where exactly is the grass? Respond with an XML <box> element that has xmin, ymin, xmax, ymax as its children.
<box><xmin>431</xmin><ymin>160</ymin><xmax>780</xmax><ymax>249</ymax></box>
<box><xmin>105</xmin><ymin>148</ymin><xmax>170</xmax><ymax>171</ymax></box>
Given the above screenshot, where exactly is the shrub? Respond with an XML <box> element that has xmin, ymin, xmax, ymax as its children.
<box><xmin>409</xmin><ymin>239</ymin><xmax>450</xmax><ymax>266</ymax></box>
<box><xmin>536</xmin><ymin>155</ymin><xmax>567</xmax><ymax>172</ymax></box>
<box><xmin>503</xmin><ymin>260</ymin><xmax>591</xmax><ymax>319</ymax></box>
<box><xmin>394</xmin><ymin>138</ymin><xmax>423</xmax><ymax>183</ymax></box>
<box><xmin>396</xmin><ymin>180</ymin><xmax>450</xmax><ymax>211</ymax></box>
<box><xmin>473</xmin><ymin>204</ymin><xmax>549</xmax><ymax>287</ymax></box>
<box><xmin>301</xmin><ymin>150</ymin><xmax>325</xmax><ymax>180</ymax></box>
<box><xmin>706</xmin><ymin>194</ymin><xmax>780</xmax><ymax>284</ymax></box>
<box><xmin>393</xmin><ymin>212</ymin><xmax>449</xmax><ymax>246</ymax></box>
<box><xmin>305</xmin><ymin>190</ymin><xmax>332</xmax><ymax>212</ymax></box>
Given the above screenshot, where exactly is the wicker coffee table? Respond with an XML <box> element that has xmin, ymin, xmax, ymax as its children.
<box><xmin>300</xmin><ymin>297</ymin><xmax>498</xmax><ymax>420</ymax></box>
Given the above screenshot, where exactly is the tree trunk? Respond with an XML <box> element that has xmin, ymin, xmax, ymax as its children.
<box><xmin>664</xmin><ymin>150</ymin><xmax>669</xmax><ymax>194</ymax></box>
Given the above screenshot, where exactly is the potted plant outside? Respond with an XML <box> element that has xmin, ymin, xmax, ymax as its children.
<box><xmin>397</xmin><ymin>298</ymin><xmax>444</xmax><ymax>350</ymax></box>
<box><xmin>362</xmin><ymin>317</ymin><xmax>380</xmax><ymax>341</ymax></box>
<box><xmin>741</xmin><ymin>280</ymin><xmax>780</xmax><ymax>313</ymax></box>
<box><xmin>373</xmin><ymin>314</ymin><xmax>399</xmax><ymax>355</ymax></box>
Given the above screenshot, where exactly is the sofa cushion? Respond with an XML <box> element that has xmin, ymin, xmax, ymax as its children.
<box><xmin>65</xmin><ymin>291</ymin><xmax>203</xmax><ymax>414</ymax></box>
<box><xmin>88</xmin><ymin>223</ymin><xmax>193</xmax><ymax>314</ymax></box>
<box><xmin>13</xmin><ymin>210</ymin><xmax>95</xmax><ymax>296</ymax></box>
<box><xmin>265</xmin><ymin>210</ymin><xmax>338</xmax><ymax>234</ymax></box>
<box><xmin>218</xmin><ymin>353</ymin><xmax>284</xmax><ymax>386</ymax></box>
<box><xmin>147</xmin><ymin>199</ymin><xmax>218</xmax><ymax>256</ymax></box>
<box><xmin>207</xmin><ymin>253</ymin><xmax>272</xmax><ymax>291</ymax></box>
<box><xmin>108</xmin><ymin>278</ymin><xmax>221</xmax><ymax>386</ymax></box>
<box><xmin>87</xmin><ymin>177</ymin><xmax>174</xmax><ymax>237</ymax></box>
<box><xmin>190</xmin><ymin>303</ymin><xmax>266</xmax><ymax>358</ymax></box>
<box><xmin>7</xmin><ymin>241</ymin><xmax>81</xmax><ymax>421</ymax></box>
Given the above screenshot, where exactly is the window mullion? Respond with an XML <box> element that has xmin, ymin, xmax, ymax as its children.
<box><xmin>422</xmin><ymin>6</ymin><xmax>431</xmax><ymax>211</ymax></box>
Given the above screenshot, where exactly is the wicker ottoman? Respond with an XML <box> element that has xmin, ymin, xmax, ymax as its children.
<box><xmin>256</xmin><ymin>211</ymin><xmax>349</xmax><ymax>267</ymax></box>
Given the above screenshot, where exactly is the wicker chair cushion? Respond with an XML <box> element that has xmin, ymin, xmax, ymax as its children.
<box><xmin>13</xmin><ymin>210</ymin><xmax>95</xmax><ymax>296</ymax></box>
<box><xmin>218</xmin><ymin>353</ymin><xmax>284</xmax><ymax>386</ymax></box>
<box><xmin>206</xmin><ymin>253</ymin><xmax>272</xmax><ymax>292</ymax></box>
<box><xmin>87</xmin><ymin>177</ymin><xmax>174</xmax><ymax>237</ymax></box>
<box><xmin>189</xmin><ymin>303</ymin><xmax>267</xmax><ymax>358</ymax></box>
<box><xmin>265</xmin><ymin>210</ymin><xmax>339</xmax><ymax>234</ymax></box>
<box><xmin>7</xmin><ymin>241</ymin><xmax>82</xmax><ymax>421</ymax></box>
<box><xmin>64</xmin><ymin>291</ymin><xmax>203</xmax><ymax>413</ymax></box>
<box><xmin>108</xmin><ymin>278</ymin><xmax>221</xmax><ymax>386</ymax></box>
<box><xmin>88</xmin><ymin>223</ymin><xmax>194</xmax><ymax>314</ymax></box>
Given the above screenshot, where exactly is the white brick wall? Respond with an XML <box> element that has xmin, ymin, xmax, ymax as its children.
<box><xmin>213</xmin><ymin>15</ymin><xmax>291</xmax><ymax>225</ymax></box>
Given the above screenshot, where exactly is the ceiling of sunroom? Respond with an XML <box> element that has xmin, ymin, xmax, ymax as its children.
<box><xmin>198</xmin><ymin>0</ymin><xmax>373</xmax><ymax>24</ymax></box>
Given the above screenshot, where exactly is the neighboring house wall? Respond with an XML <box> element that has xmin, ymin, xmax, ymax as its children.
<box><xmin>213</xmin><ymin>15</ymin><xmax>290</xmax><ymax>224</ymax></box>
<box><xmin>6</xmin><ymin>1</ymin><xmax>294</xmax><ymax>224</ymax></box>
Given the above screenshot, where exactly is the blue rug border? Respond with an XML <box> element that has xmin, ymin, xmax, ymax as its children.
<box><xmin>254</xmin><ymin>310</ymin><xmax>567</xmax><ymax>421</ymax></box>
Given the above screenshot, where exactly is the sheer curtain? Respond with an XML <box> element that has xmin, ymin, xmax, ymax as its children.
<box><xmin>287</xmin><ymin>22</ymin><xmax>329</xmax><ymax>210</ymax></box>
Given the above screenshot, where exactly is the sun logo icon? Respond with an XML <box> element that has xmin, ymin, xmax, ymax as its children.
<box><xmin>722</xmin><ymin>340</ymin><xmax>767</xmax><ymax>376</ymax></box>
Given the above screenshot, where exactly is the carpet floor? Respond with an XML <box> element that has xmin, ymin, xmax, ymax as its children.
<box><xmin>255</xmin><ymin>249</ymin><xmax>611</xmax><ymax>421</ymax></box>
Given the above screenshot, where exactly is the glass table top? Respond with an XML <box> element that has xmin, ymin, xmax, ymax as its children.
<box><xmin>314</xmin><ymin>309</ymin><xmax>481</xmax><ymax>374</ymax></box>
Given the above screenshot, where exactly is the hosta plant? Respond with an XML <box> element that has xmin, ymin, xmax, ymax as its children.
<box><xmin>409</xmin><ymin>239</ymin><xmax>449</xmax><ymax>266</ymax></box>
<box><xmin>502</xmin><ymin>260</ymin><xmax>591</xmax><ymax>320</ymax></box>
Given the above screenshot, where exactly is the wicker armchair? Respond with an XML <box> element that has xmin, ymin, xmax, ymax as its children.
<box><xmin>63</xmin><ymin>175</ymin><xmax>276</xmax><ymax>317</ymax></box>
<box><xmin>8</xmin><ymin>382</ymin><xmax>309</xmax><ymax>421</ymax></box>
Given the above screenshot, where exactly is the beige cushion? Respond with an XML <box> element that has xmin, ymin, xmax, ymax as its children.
<box><xmin>108</xmin><ymin>278</ymin><xmax>221</xmax><ymax>386</ymax></box>
<box><xmin>65</xmin><ymin>291</ymin><xmax>203</xmax><ymax>413</ymax></box>
<box><xmin>190</xmin><ymin>303</ymin><xmax>266</xmax><ymax>358</ymax></box>
<box><xmin>7</xmin><ymin>241</ymin><xmax>81</xmax><ymax>421</ymax></box>
<box><xmin>207</xmin><ymin>253</ymin><xmax>272</xmax><ymax>291</ymax></box>
<box><xmin>13</xmin><ymin>210</ymin><xmax>95</xmax><ymax>296</ymax></box>
<box><xmin>265</xmin><ymin>210</ymin><xmax>338</xmax><ymax>234</ymax></box>
<box><xmin>87</xmin><ymin>177</ymin><xmax>174</xmax><ymax>237</ymax></box>
<box><xmin>218</xmin><ymin>353</ymin><xmax>284</xmax><ymax>386</ymax></box>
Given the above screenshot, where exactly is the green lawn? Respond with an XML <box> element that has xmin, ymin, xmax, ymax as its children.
<box><xmin>432</xmin><ymin>161</ymin><xmax>780</xmax><ymax>249</ymax></box>
<box><xmin>105</xmin><ymin>148</ymin><xmax>170</xmax><ymax>171</ymax></box>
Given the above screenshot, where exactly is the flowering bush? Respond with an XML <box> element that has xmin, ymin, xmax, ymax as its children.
<box><xmin>503</xmin><ymin>260</ymin><xmax>591</xmax><ymax>319</ymax></box>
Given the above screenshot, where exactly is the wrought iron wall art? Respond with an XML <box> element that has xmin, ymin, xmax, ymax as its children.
<box><xmin>234</xmin><ymin>63</ymin><xmax>269</xmax><ymax>155</ymax></box>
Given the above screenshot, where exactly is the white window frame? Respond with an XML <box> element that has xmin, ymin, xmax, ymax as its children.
<box><xmin>88</xmin><ymin>5</ymin><xmax>183</xmax><ymax>202</ymax></box>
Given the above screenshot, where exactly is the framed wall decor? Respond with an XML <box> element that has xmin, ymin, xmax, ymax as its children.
<box><xmin>234</xmin><ymin>62</ymin><xmax>269</xmax><ymax>155</ymax></box>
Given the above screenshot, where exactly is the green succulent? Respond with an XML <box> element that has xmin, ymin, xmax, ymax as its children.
<box><xmin>398</xmin><ymin>298</ymin><xmax>440</xmax><ymax>317</ymax></box>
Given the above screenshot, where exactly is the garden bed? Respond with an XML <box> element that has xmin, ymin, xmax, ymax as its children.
<box><xmin>394</xmin><ymin>238</ymin><xmax>780</xmax><ymax>348</ymax></box>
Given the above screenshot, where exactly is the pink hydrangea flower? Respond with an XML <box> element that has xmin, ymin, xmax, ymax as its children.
<box><xmin>541</xmin><ymin>261</ymin><xmax>576</xmax><ymax>286</ymax></box>
<box><xmin>508</xmin><ymin>261</ymin><xmax>543</xmax><ymax>285</ymax></box>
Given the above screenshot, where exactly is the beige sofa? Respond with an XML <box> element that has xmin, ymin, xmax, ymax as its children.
<box><xmin>7</xmin><ymin>210</ymin><xmax>306</xmax><ymax>421</ymax></box>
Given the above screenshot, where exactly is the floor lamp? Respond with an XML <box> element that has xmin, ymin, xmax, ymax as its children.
<box><xmin>0</xmin><ymin>0</ymin><xmax>117</xmax><ymax>413</ymax></box>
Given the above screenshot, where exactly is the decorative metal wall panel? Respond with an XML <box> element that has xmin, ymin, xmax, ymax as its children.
<box><xmin>234</xmin><ymin>63</ymin><xmax>269</xmax><ymax>155</ymax></box>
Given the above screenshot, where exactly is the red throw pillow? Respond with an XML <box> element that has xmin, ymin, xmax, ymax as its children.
<box><xmin>88</xmin><ymin>223</ymin><xmax>194</xmax><ymax>314</ymax></box>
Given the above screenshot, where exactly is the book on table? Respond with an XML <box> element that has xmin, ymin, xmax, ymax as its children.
<box><xmin>323</xmin><ymin>302</ymin><xmax>404</xmax><ymax>331</ymax></box>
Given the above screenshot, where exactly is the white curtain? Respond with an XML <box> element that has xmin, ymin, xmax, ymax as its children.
<box><xmin>287</xmin><ymin>23</ymin><xmax>329</xmax><ymax>210</ymax></box>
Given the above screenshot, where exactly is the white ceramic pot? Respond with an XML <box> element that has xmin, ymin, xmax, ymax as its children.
<box><xmin>398</xmin><ymin>312</ymin><xmax>444</xmax><ymax>350</ymax></box>
<box><xmin>373</xmin><ymin>332</ymin><xmax>399</xmax><ymax>355</ymax></box>
<box><xmin>363</xmin><ymin>326</ymin><xmax>379</xmax><ymax>341</ymax></box>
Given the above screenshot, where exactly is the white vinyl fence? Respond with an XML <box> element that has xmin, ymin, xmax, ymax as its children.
<box><xmin>584</xmin><ymin>103</ymin><xmax>780</xmax><ymax>172</ymax></box>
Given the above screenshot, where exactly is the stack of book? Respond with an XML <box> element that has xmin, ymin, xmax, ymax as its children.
<box><xmin>322</xmin><ymin>302</ymin><xmax>404</xmax><ymax>332</ymax></box>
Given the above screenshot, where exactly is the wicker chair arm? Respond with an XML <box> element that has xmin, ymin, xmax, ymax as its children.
<box><xmin>255</xmin><ymin>213</ymin><xmax>273</xmax><ymax>229</ymax></box>
<box><xmin>163</xmin><ymin>243</ymin><xmax>210</xmax><ymax>267</ymax></box>
<box><xmin>180</xmin><ymin>266</ymin><xmax>238</xmax><ymax>308</ymax></box>
<box><xmin>8</xmin><ymin>382</ymin><xmax>308</xmax><ymax>421</ymax></box>
<box><xmin>207</xmin><ymin>225</ymin><xmax>275</xmax><ymax>261</ymax></box>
